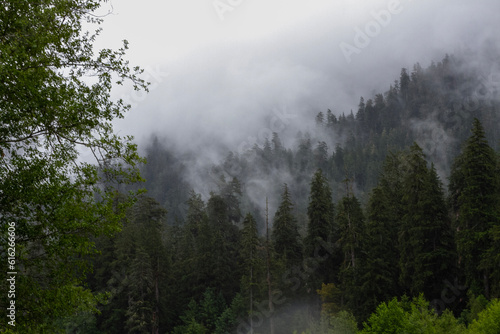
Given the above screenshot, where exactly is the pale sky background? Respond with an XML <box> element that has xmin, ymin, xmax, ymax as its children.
<box><xmin>89</xmin><ymin>0</ymin><xmax>500</xmax><ymax>156</ymax></box>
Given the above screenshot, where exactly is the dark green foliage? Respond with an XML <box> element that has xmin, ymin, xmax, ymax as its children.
<box><xmin>336</xmin><ymin>194</ymin><xmax>365</xmax><ymax>314</ymax></box>
<box><xmin>306</xmin><ymin>169</ymin><xmax>335</xmax><ymax>253</ymax></box>
<box><xmin>140</xmin><ymin>137</ymin><xmax>191</xmax><ymax>223</ymax></box>
<box><xmin>218</xmin><ymin>176</ymin><xmax>243</xmax><ymax>223</ymax></box>
<box><xmin>0</xmin><ymin>0</ymin><xmax>146</xmax><ymax>330</ymax></box>
<box><xmin>90</xmin><ymin>195</ymin><xmax>170</xmax><ymax>334</ymax></box>
<box><xmin>449</xmin><ymin>118</ymin><xmax>500</xmax><ymax>298</ymax></box>
<box><xmin>399</xmin><ymin>144</ymin><xmax>456</xmax><ymax>300</ymax></box>
<box><xmin>79</xmin><ymin>53</ymin><xmax>500</xmax><ymax>333</ymax></box>
<box><xmin>272</xmin><ymin>184</ymin><xmax>303</xmax><ymax>267</ymax></box>
<box><xmin>240</xmin><ymin>213</ymin><xmax>266</xmax><ymax>325</ymax></box>
<box><xmin>356</xmin><ymin>154</ymin><xmax>404</xmax><ymax>320</ymax></box>
<box><xmin>305</xmin><ymin>169</ymin><xmax>337</xmax><ymax>288</ymax></box>
<box><xmin>205</xmin><ymin>193</ymin><xmax>242</xmax><ymax>300</ymax></box>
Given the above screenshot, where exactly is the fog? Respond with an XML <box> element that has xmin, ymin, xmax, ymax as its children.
<box><xmin>87</xmin><ymin>0</ymin><xmax>500</xmax><ymax>203</ymax></box>
<box><xmin>105</xmin><ymin>1</ymin><xmax>498</xmax><ymax>148</ymax></box>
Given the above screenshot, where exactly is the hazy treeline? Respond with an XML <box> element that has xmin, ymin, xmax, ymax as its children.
<box><xmin>72</xmin><ymin>53</ymin><xmax>500</xmax><ymax>333</ymax></box>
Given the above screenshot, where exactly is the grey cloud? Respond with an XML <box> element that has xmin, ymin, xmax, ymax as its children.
<box><xmin>115</xmin><ymin>0</ymin><xmax>500</xmax><ymax>166</ymax></box>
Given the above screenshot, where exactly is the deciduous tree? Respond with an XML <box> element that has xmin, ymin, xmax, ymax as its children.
<box><xmin>0</xmin><ymin>1</ymin><xmax>146</xmax><ymax>331</ymax></box>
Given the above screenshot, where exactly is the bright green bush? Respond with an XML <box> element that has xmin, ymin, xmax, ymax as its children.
<box><xmin>468</xmin><ymin>299</ymin><xmax>500</xmax><ymax>334</ymax></box>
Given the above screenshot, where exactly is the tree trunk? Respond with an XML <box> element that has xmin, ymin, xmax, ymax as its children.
<box><xmin>266</xmin><ymin>197</ymin><xmax>275</xmax><ymax>334</ymax></box>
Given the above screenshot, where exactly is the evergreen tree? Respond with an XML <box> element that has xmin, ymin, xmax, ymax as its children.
<box><xmin>272</xmin><ymin>132</ymin><xmax>283</xmax><ymax>153</ymax></box>
<box><xmin>182</xmin><ymin>191</ymin><xmax>210</xmax><ymax>301</ymax></box>
<box><xmin>296</xmin><ymin>135</ymin><xmax>312</xmax><ymax>172</ymax></box>
<box><xmin>326</xmin><ymin>109</ymin><xmax>338</xmax><ymax>128</ymax></box>
<box><xmin>399</xmin><ymin>144</ymin><xmax>456</xmax><ymax>300</ymax></box>
<box><xmin>272</xmin><ymin>184</ymin><xmax>302</xmax><ymax>267</ymax></box>
<box><xmin>336</xmin><ymin>194</ymin><xmax>365</xmax><ymax>314</ymax></box>
<box><xmin>94</xmin><ymin>196</ymin><xmax>169</xmax><ymax>334</ymax></box>
<box><xmin>449</xmin><ymin>118</ymin><xmax>500</xmax><ymax>298</ymax></box>
<box><xmin>305</xmin><ymin>169</ymin><xmax>336</xmax><ymax>288</ymax></box>
<box><xmin>400</xmin><ymin>68</ymin><xmax>410</xmax><ymax>102</ymax></box>
<box><xmin>218</xmin><ymin>176</ymin><xmax>243</xmax><ymax>223</ymax></box>
<box><xmin>240</xmin><ymin>213</ymin><xmax>264</xmax><ymax>333</ymax></box>
<box><xmin>205</xmin><ymin>193</ymin><xmax>242</xmax><ymax>300</ymax></box>
<box><xmin>357</xmin><ymin>153</ymin><xmax>405</xmax><ymax>320</ymax></box>
<box><xmin>314</xmin><ymin>141</ymin><xmax>329</xmax><ymax>171</ymax></box>
<box><xmin>316</xmin><ymin>111</ymin><xmax>325</xmax><ymax>125</ymax></box>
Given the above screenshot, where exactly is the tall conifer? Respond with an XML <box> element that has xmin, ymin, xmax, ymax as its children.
<box><xmin>272</xmin><ymin>184</ymin><xmax>302</xmax><ymax>267</ymax></box>
<box><xmin>449</xmin><ymin>119</ymin><xmax>500</xmax><ymax>298</ymax></box>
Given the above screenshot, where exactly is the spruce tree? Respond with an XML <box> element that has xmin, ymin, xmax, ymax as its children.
<box><xmin>449</xmin><ymin>118</ymin><xmax>500</xmax><ymax>298</ymax></box>
<box><xmin>272</xmin><ymin>184</ymin><xmax>303</xmax><ymax>267</ymax></box>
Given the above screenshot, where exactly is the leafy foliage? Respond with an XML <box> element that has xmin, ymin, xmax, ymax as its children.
<box><xmin>0</xmin><ymin>0</ymin><xmax>146</xmax><ymax>331</ymax></box>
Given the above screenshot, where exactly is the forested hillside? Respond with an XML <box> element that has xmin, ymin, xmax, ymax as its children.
<box><xmin>135</xmin><ymin>53</ymin><xmax>500</xmax><ymax>230</ymax></box>
<box><xmin>81</xmin><ymin>53</ymin><xmax>500</xmax><ymax>333</ymax></box>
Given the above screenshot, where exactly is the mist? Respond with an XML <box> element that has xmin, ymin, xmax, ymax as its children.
<box><xmin>78</xmin><ymin>2</ymin><xmax>500</xmax><ymax>332</ymax></box>
<box><xmin>112</xmin><ymin>0</ymin><xmax>498</xmax><ymax>145</ymax></box>
<box><xmin>103</xmin><ymin>0</ymin><xmax>500</xmax><ymax>208</ymax></box>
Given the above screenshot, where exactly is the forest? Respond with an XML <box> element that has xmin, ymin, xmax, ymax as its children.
<box><xmin>1</xmin><ymin>1</ymin><xmax>500</xmax><ymax>333</ymax></box>
<box><xmin>76</xmin><ymin>54</ymin><xmax>500</xmax><ymax>333</ymax></box>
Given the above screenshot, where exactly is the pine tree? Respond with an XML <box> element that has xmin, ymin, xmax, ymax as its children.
<box><xmin>449</xmin><ymin>118</ymin><xmax>500</xmax><ymax>298</ymax></box>
<box><xmin>272</xmin><ymin>184</ymin><xmax>302</xmax><ymax>267</ymax></box>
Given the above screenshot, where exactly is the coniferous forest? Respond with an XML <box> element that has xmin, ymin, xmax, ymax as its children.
<box><xmin>80</xmin><ymin>54</ymin><xmax>500</xmax><ymax>333</ymax></box>
<box><xmin>1</xmin><ymin>1</ymin><xmax>500</xmax><ymax>333</ymax></box>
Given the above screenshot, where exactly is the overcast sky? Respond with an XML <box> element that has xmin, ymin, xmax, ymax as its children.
<box><xmin>92</xmin><ymin>0</ymin><xmax>500</xmax><ymax>155</ymax></box>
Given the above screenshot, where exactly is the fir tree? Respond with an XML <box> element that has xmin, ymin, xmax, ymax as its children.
<box><xmin>449</xmin><ymin>118</ymin><xmax>500</xmax><ymax>298</ymax></box>
<box><xmin>399</xmin><ymin>144</ymin><xmax>456</xmax><ymax>300</ymax></box>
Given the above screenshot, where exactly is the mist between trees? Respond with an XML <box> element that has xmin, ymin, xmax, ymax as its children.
<box><xmin>1</xmin><ymin>1</ymin><xmax>500</xmax><ymax>332</ymax></box>
<box><xmin>83</xmin><ymin>53</ymin><xmax>500</xmax><ymax>333</ymax></box>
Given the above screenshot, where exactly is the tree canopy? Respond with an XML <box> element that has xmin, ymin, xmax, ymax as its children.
<box><xmin>0</xmin><ymin>1</ymin><xmax>146</xmax><ymax>331</ymax></box>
